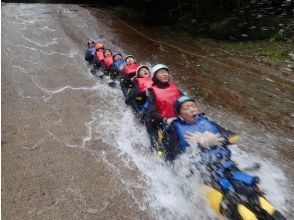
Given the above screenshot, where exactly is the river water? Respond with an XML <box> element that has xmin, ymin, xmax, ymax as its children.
<box><xmin>2</xmin><ymin>3</ymin><xmax>293</xmax><ymax>219</ymax></box>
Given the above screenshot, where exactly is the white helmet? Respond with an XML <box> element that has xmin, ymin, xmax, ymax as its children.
<box><xmin>125</xmin><ymin>55</ymin><xmax>136</xmax><ymax>63</ymax></box>
<box><xmin>135</xmin><ymin>65</ymin><xmax>150</xmax><ymax>77</ymax></box>
<box><xmin>151</xmin><ymin>64</ymin><xmax>169</xmax><ymax>77</ymax></box>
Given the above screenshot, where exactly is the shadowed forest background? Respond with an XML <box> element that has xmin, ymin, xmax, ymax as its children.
<box><xmin>4</xmin><ymin>0</ymin><xmax>293</xmax><ymax>41</ymax></box>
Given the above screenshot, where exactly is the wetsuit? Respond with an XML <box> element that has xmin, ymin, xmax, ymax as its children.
<box><xmin>145</xmin><ymin>81</ymin><xmax>182</xmax><ymax>150</ymax></box>
<box><xmin>85</xmin><ymin>47</ymin><xmax>95</xmax><ymax>64</ymax></box>
<box><xmin>111</xmin><ymin>59</ymin><xmax>125</xmax><ymax>81</ymax></box>
<box><xmin>125</xmin><ymin>77</ymin><xmax>153</xmax><ymax>116</ymax></box>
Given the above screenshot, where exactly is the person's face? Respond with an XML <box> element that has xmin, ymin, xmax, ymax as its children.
<box><xmin>104</xmin><ymin>50</ymin><xmax>112</xmax><ymax>56</ymax></box>
<box><xmin>126</xmin><ymin>57</ymin><xmax>135</xmax><ymax>64</ymax></box>
<box><xmin>179</xmin><ymin>101</ymin><xmax>198</xmax><ymax>123</ymax></box>
<box><xmin>114</xmin><ymin>54</ymin><xmax>122</xmax><ymax>61</ymax></box>
<box><xmin>155</xmin><ymin>69</ymin><xmax>170</xmax><ymax>83</ymax></box>
<box><xmin>138</xmin><ymin>67</ymin><xmax>150</xmax><ymax>78</ymax></box>
<box><xmin>89</xmin><ymin>42</ymin><xmax>94</xmax><ymax>48</ymax></box>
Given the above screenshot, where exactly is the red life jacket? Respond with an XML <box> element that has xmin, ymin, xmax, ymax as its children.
<box><xmin>123</xmin><ymin>63</ymin><xmax>139</xmax><ymax>77</ymax></box>
<box><xmin>95</xmin><ymin>49</ymin><xmax>104</xmax><ymax>62</ymax></box>
<box><xmin>152</xmin><ymin>82</ymin><xmax>181</xmax><ymax>118</ymax></box>
<box><xmin>103</xmin><ymin>55</ymin><xmax>113</xmax><ymax>68</ymax></box>
<box><xmin>136</xmin><ymin>77</ymin><xmax>153</xmax><ymax>92</ymax></box>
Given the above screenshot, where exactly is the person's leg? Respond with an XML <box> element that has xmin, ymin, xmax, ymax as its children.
<box><xmin>88</xmin><ymin>56</ymin><xmax>94</xmax><ymax>65</ymax></box>
<box><xmin>108</xmin><ymin>69</ymin><xmax>117</xmax><ymax>87</ymax></box>
<box><xmin>96</xmin><ymin>63</ymin><xmax>105</xmax><ymax>78</ymax></box>
<box><xmin>145</xmin><ymin>117</ymin><xmax>161</xmax><ymax>151</ymax></box>
<box><xmin>129</xmin><ymin>99</ymin><xmax>144</xmax><ymax>120</ymax></box>
<box><xmin>91</xmin><ymin>58</ymin><xmax>101</xmax><ymax>75</ymax></box>
<box><xmin>120</xmin><ymin>80</ymin><xmax>129</xmax><ymax>97</ymax></box>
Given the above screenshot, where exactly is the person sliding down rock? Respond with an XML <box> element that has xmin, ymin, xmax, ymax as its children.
<box><xmin>85</xmin><ymin>40</ymin><xmax>95</xmax><ymax>65</ymax></box>
<box><xmin>145</xmin><ymin>64</ymin><xmax>183</xmax><ymax>154</ymax></box>
<box><xmin>164</xmin><ymin>95</ymin><xmax>239</xmax><ymax>161</ymax></box>
<box><xmin>92</xmin><ymin>43</ymin><xmax>105</xmax><ymax>78</ymax></box>
<box><xmin>125</xmin><ymin>65</ymin><xmax>153</xmax><ymax>120</ymax></box>
<box><xmin>112</xmin><ymin>52</ymin><xmax>126</xmax><ymax>72</ymax></box>
<box><xmin>101</xmin><ymin>49</ymin><xmax>114</xmax><ymax>84</ymax></box>
<box><xmin>120</xmin><ymin>55</ymin><xmax>139</xmax><ymax>97</ymax></box>
<box><xmin>102</xmin><ymin>49</ymin><xmax>113</xmax><ymax>71</ymax></box>
<box><xmin>108</xmin><ymin>52</ymin><xmax>126</xmax><ymax>87</ymax></box>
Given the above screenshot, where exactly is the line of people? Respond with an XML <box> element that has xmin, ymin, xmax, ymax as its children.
<box><xmin>85</xmin><ymin>40</ymin><xmax>238</xmax><ymax>160</ymax></box>
<box><xmin>84</xmin><ymin>40</ymin><xmax>285</xmax><ymax>220</ymax></box>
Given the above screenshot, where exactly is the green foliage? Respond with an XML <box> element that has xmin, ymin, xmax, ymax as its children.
<box><xmin>209</xmin><ymin>18</ymin><xmax>239</xmax><ymax>39</ymax></box>
<box><xmin>270</xmin><ymin>21</ymin><xmax>294</xmax><ymax>42</ymax></box>
<box><xmin>111</xmin><ymin>5</ymin><xmax>140</xmax><ymax>21</ymax></box>
<box><xmin>264</xmin><ymin>44</ymin><xmax>290</xmax><ymax>62</ymax></box>
<box><xmin>223</xmin><ymin>41</ymin><xmax>292</xmax><ymax>63</ymax></box>
<box><xmin>104</xmin><ymin>0</ymin><xmax>293</xmax><ymax>41</ymax></box>
<box><xmin>174</xmin><ymin>13</ymin><xmax>194</xmax><ymax>32</ymax></box>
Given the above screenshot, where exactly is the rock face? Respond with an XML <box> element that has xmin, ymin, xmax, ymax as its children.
<box><xmin>1</xmin><ymin>4</ymin><xmax>149</xmax><ymax>219</ymax></box>
<box><xmin>1</xmin><ymin>3</ymin><xmax>293</xmax><ymax>219</ymax></box>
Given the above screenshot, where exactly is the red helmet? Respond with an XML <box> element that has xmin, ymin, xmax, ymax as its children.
<box><xmin>95</xmin><ymin>43</ymin><xmax>104</xmax><ymax>50</ymax></box>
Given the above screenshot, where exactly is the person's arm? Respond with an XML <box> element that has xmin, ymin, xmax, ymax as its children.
<box><xmin>120</xmin><ymin>72</ymin><xmax>133</xmax><ymax>84</ymax></box>
<box><xmin>127</xmin><ymin>86</ymin><xmax>146</xmax><ymax>101</ymax></box>
<box><xmin>203</xmin><ymin>114</ymin><xmax>239</xmax><ymax>145</ymax></box>
<box><xmin>125</xmin><ymin>85</ymin><xmax>140</xmax><ymax>103</ymax></box>
<box><xmin>164</xmin><ymin>124</ymin><xmax>183</xmax><ymax>161</ymax></box>
<box><xmin>120</xmin><ymin>79</ymin><xmax>130</xmax><ymax>97</ymax></box>
<box><xmin>128</xmin><ymin>99</ymin><xmax>141</xmax><ymax>115</ymax></box>
<box><xmin>146</xmin><ymin>90</ymin><xmax>165</xmax><ymax>125</ymax></box>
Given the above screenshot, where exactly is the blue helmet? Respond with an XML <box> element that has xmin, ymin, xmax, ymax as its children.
<box><xmin>174</xmin><ymin>95</ymin><xmax>195</xmax><ymax>114</ymax></box>
<box><xmin>113</xmin><ymin>52</ymin><xmax>122</xmax><ymax>58</ymax></box>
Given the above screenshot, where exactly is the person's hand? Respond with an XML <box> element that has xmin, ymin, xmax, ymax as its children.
<box><xmin>131</xmin><ymin>76</ymin><xmax>136</xmax><ymax>83</ymax></box>
<box><xmin>125</xmin><ymin>98</ymin><xmax>130</xmax><ymax>105</ymax></box>
<box><xmin>146</xmin><ymin>88</ymin><xmax>152</xmax><ymax>97</ymax></box>
<box><xmin>228</xmin><ymin>134</ymin><xmax>239</xmax><ymax>144</ymax></box>
<box><xmin>164</xmin><ymin>117</ymin><xmax>177</xmax><ymax>126</ymax></box>
<box><xmin>185</xmin><ymin>131</ymin><xmax>224</xmax><ymax>148</ymax></box>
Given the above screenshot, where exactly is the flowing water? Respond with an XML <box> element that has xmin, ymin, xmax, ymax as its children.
<box><xmin>2</xmin><ymin>3</ymin><xmax>293</xmax><ymax>219</ymax></box>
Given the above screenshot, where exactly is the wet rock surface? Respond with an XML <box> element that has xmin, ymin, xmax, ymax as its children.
<box><xmin>2</xmin><ymin>3</ymin><xmax>293</xmax><ymax>219</ymax></box>
<box><xmin>2</xmin><ymin>3</ymin><xmax>149</xmax><ymax>219</ymax></box>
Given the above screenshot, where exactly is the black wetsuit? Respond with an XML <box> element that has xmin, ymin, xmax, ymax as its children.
<box><xmin>120</xmin><ymin>73</ymin><xmax>135</xmax><ymax>97</ymax></box>
<box><xmin>125</xmin><ymin>83</ymin><xmax>147</xmax><ymax>115</ymax></box>
<box><xmin>145</xmin><ymin>81</ymin><xmax>183</xmax><ymax>150</ymax></box>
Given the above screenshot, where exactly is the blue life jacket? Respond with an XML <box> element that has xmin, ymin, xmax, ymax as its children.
<box><xmin>85</xmin><ymin>48</ymin><xmax>95</xmax><ymax>61</ymax></box>
<box><xmin>87</xmin><ymin>47</ymin><xmax>95</xmax><ymax>56</ymax></box>
<box><xmin>173</xmin><ymin>114</ymin><xmax>220</xmax><ymax>151</ymax></box>
<box><xmin>112</xmin><ymin>59</ymin><xmax>126</xmax><ymax>71</ymax></box>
